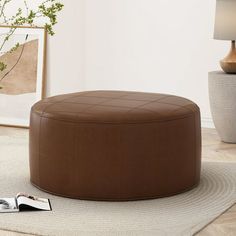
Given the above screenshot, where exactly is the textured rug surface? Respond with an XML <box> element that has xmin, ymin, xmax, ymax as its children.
<box><xmin>0</xmin><ymin>135</ymin><xmax>236</xmax><ymax>236</ymax></box>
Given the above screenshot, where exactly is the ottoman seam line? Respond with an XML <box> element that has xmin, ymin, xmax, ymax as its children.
<box><xmin>32</xmin><ymin>112</ymin><xmax>197</xmax><ymax>125</ymax></box>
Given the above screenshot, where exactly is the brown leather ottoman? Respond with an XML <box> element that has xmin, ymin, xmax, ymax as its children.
<box><xmin>29</xmin><ymin>91</ymin><xmax>201</xmax><ymax>201</ymax></box>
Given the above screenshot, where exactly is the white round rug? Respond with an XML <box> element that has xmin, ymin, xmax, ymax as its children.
<box><xmin>0</xmin><ymin>135</ymin><xmax>236</xmax><ymax>236</ymax></box>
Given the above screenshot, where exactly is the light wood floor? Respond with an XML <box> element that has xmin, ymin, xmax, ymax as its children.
<box><xmin>0</xmin><ymin>127</ymin><xmax>236</xmax><ymax>236</ymax></box>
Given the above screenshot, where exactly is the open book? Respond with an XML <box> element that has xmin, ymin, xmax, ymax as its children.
<box><xmin>0</xmin><ymin>193</ymin><xmax>51</xmax><ymax>213</ymax></box>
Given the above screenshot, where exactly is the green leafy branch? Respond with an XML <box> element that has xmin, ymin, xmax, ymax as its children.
<box><xmin>0</xmin><ymin>0</ymin><xmax>64</xmax><ymax>72</ymax></box>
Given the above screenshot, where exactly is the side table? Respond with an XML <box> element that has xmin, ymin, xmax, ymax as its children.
<box><xmin>209</xmin><ymin>71</ymin><xmax>236</xmax><ymax>143</ymax></box>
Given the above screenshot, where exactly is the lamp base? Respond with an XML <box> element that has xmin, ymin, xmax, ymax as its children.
<box><xmin>220</xmin><ymin>40</ymin><xmax>236</xmax><ymax>74</ymax></box>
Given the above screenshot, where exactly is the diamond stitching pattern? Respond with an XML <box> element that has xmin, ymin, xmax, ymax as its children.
<box><xmin>32</xmin><ymin>91</ymin><xmax>199</xmax><ymax>124</ymax></box>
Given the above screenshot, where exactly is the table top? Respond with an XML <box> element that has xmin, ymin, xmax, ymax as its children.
<box><xmin>209</xmin><ymin>71</ymin><xmax>236</xmax><ymax>77</ymax></box>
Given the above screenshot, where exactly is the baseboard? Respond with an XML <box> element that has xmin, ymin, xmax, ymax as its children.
<box><xmin>201</xmin><ymin>117</ymin><xmax>215</xmax><ymax>129</ymax></box>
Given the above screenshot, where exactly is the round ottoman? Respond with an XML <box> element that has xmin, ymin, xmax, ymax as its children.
<box><xmin>29</xmin><ymin>90</ymin><xmax>201</xmax><ymax>201</ymax></box>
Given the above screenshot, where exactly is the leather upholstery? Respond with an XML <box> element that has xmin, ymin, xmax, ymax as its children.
<box><xmin>29</xmin><ymin>90</ymin><xmax>201</xmax><ymax>201</ymax></box>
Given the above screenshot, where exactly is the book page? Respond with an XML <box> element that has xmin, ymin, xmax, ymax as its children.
<box><xmin>16</xmin><ymin>193</ymin><xmax>51</xmax><ymax>211</ymax></box>
<box><xmin>0</xmin><ymin>198</ymin><xmax>19</xmax><ymax>213</ymax></box>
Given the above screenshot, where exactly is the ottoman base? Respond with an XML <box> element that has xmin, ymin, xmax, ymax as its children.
<box><xmin>31</xmin><ymin>180</ymin><xmax>200</xmax><ymax>201</ymax></box>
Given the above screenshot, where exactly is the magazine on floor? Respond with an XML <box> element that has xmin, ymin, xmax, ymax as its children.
<box><xmin>0</xmin><ymin>193</ymin><xmax>51</xmax><ymax>213</ymax></box>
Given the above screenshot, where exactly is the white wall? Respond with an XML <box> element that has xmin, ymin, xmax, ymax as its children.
<box><xmin>31</xmin><ymin>0</ymin><xmax>229</xmax><ymax>127</ymax></box>
<box><xmin>46</xmin><ymin>0</ymin><xmax>86</xmax><ymax>95</ymax></box>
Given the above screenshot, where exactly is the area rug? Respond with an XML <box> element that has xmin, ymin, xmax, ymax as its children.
<box><xmin>1</xmin><ymin>135</ymin><xmax>236</xmax><ymax>236</ymax></box>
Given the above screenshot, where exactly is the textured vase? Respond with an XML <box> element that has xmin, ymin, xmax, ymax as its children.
<box><xmin>209</xmin><ymin>71</ymin><xmax>236</xmax><ymax>143</ymax></box>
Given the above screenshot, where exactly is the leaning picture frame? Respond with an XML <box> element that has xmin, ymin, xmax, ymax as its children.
<box><xmin>0</xmin><ymin>26</ymin><xmax>47</xmax><ymax>128</ymax></box>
